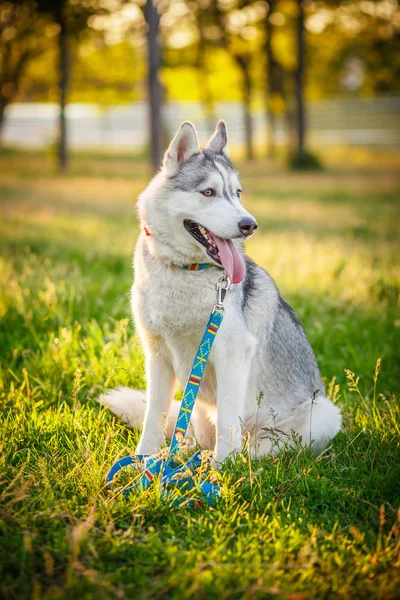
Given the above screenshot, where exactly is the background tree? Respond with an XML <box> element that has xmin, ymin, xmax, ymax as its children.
<box><xmin>0</xmin><ymin>1</ymin><xmax>51</xmax><ymax>144</ymax></box>
<box><xmin>55</xmin><ymin>0</ymin><xmax>68</xmax><ymax>169</ymax></box>
<box><xmin>284</xmin><ymin>0</ymin><xmax>322</xmax><ymax>169</ymax></box>
<box><xmin>192</xmin><ymin>0</ymin><xmax>217</xmax><ymax>135</ymax></box>
<box><xmin>144</xmin><ymin>0</ymin><xmax>162</xmax><ymax>171</ymax></box>
<box><xmin>210</xmin><ymin>0</ymin><xmax>263</xmax><ymax>160</ymax></box>
<box><xmin>295</xmin><ymin>0</ymin><xmax>305</xmax><ymax>154</ymax></box>
<box><xmin>264</xmin><ymin>0</ymin><xmax>286</xmax><ymax>156</ymax></box>
<box><xmin>305</xmin><ymin>0</ymin><xmax>400</xmax><ymax>97</ymax></box>
<box><xmin>35</xmin><ymin>0</ymin><xmax>114</xmax><ymax>170</ymax></box>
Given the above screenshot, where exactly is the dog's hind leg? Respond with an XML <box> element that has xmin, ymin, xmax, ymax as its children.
<box><xmin>296</xmin><ymin>395</ymin><xmax>342</xmax><ymax>451</ymax></box>
<box><xmin>256</xmin><ymin>396</ymin><xmax>342</xmax><ymax>456</ymax></box>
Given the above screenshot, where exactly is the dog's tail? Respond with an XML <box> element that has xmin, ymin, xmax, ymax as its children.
<box><xmin>99</xmin><ymin>387</ymin><xmax>180</xmax><ymax>439</ymax></box>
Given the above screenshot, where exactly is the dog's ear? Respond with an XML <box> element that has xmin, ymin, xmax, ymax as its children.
<box><xmin>206</xmin><ymin>120</ymin><xmax>228</xmax><ymax>155</ymax></box>
<box><xmin>163</xmin><ymin>122</ymin><xmax>199</xmax><ymax>174</ymax></box>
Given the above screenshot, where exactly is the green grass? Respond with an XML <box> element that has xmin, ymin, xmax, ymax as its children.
<box><xmin>0</xmin><ymin>149</ymin><xmax>400</xmax><ymax>599</ymax></box>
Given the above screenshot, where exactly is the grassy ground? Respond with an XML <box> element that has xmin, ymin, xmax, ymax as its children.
<box><xmin>0</xmin><ymin>149</ymin><xmax>399</xmax><ymax>599</ymax></box>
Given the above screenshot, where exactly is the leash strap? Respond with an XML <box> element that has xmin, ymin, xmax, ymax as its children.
<box><xmin>106</xmin><ymin>275</ymin><xmax>231</xmax><ymax>507</ymax></box>
<box><xmin>168</xmin><ymin>309</ymin><xmax>223</xmax><ymax>456</ymax></box>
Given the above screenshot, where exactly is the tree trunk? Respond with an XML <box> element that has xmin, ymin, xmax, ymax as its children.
<box><xmin>145</xmin><ymin>0</ymin><xmax>162</xmax><ymax>172</ymax></box>
<box><xmin>56</xmin><ymin>2</ymin><xmax>68</xmax><ymax>170</ymax></box>
<box><xmin>265</xmin><ymin>1</ymin><xmax>276</xmax><ymax>156</ymax></box>
<box><xmin>236</xmin><ymin>57</ymin><xmax>254</xmax><ymax>161</ymax></box>
<box><xmin>242</xmin><ymin>63</ymin><xmax>254</xmax><ymax>161</ymax></box>
<box><xmin>195</xmin><ymin>9</ymin><xmax>215</xmax><ymax>137</ymax></box>
<box><xmin>265</xmin><ymin>0</ymin><xmax>289</xmax><ymax>156</ymax></box>
<box><xmin>295</xmin><ymin>0</ymin><xmax>306</xmax><ymax>154</ymax></box>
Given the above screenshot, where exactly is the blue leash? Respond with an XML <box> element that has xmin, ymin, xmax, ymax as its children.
<box><xmin>106</xmin><ymin>274</ymin><xmax>231</xmax><ymax>507</ymax></box>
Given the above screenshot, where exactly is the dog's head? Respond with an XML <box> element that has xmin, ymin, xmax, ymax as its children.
<box><xmin>137</xmin><ymin>120</ymin><xmax>257</xmax><ymax>283</ymax></box>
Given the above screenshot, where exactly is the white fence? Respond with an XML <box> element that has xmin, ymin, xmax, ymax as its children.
<box><xmin>3</xmin><ymin>96</ymin><xmax>400</xmax><ymax>149</ymax></box>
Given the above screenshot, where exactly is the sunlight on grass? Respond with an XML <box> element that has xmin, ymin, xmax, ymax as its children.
<box><xmin>0</xmin><ymin>151</ymin><xmax>399</xmax><ymax>598</ymax></box>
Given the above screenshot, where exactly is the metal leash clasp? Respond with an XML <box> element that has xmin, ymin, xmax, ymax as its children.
<box><xmin>213</xmin><ymin>273</ymin><xmax>232</xmax><ymax>313</ymax></box>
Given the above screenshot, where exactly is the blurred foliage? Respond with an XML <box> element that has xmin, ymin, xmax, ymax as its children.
<box><xmin>0</xmin><ymin>0</ymin><xmax>142</xmax><ymax>107</ymax></box>
<box><xmin>2</xmin><ymin>0</ymin><xmax>399</xmax><ymax>108</ymax></box>
<box><xmin>0</xmin><ymin>1</ymin><xmax>52</xmax><ymax>115</ymax></box>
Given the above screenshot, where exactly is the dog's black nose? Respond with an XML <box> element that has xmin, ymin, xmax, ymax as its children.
<box><xmin>238</xmin><ymin>218</ymin><xmax>258</xmax><ymax>237</ymax></box>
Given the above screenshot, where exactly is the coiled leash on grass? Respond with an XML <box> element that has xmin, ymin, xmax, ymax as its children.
<box><xmin>106</xmin><ymin>272</ymin><xmax>231</xmax><ymax>507</ymax></box>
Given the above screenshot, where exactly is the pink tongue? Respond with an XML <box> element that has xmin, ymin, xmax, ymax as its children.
<box><xmin>211</xmin><ymin>235</ymin><xmax>246</xmax><ymax>284</ymax></box>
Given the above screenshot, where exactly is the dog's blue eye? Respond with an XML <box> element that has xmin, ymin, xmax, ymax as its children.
<box><xmin>201</xmin><ymin>189</ymin><xmax>215</xmax><ymax>197</ymax></box>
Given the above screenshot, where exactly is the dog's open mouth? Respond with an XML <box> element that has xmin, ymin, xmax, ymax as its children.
<box><xmin>184</xmin><ymin>219</ymin><xmax>221</xmax><ymax>262</ymax></box>
<box><xmin>183</xmin><ymin>219</ymin><xmax>245</xmax><ymax>284</ymax></box>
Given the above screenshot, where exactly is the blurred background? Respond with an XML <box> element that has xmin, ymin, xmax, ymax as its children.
<box><xmin>1</xmin><ymin>0</ymin><xmax>399</xmax><ymax>169</ymax></box>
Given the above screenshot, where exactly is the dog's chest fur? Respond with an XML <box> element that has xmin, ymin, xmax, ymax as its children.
<box><xmin>132</xmin><ymin>235</ymin><xmax>226</xmax><ymax>395</ymax></box>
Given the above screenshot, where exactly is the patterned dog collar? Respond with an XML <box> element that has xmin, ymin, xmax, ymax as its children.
<box><xmin>182</xmin><ymin>263</ymin><xmax>216</xmax><ymax>271</ymax></box>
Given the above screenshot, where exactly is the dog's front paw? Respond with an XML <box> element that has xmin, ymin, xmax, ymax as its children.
<box><xmin>214</xmin><ymin>430</ymin><xmax>243</xmax><ymax>463</ymax></box>
<box><xmin>136</xmin><ymin>432</ymin><xmax>164</xmax><ymax>456</ymax></box>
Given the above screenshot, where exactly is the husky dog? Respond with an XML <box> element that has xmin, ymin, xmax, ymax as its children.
<box><xmin>101</xmin><ymin>121</ymin><xmax>342</xmax><ymax>464</ymax></box>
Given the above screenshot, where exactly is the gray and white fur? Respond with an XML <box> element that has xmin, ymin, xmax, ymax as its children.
<box><xmin>100</xmin><ymin>121</ymin><xmax>342</xmax><ymax>463</ymax></box>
